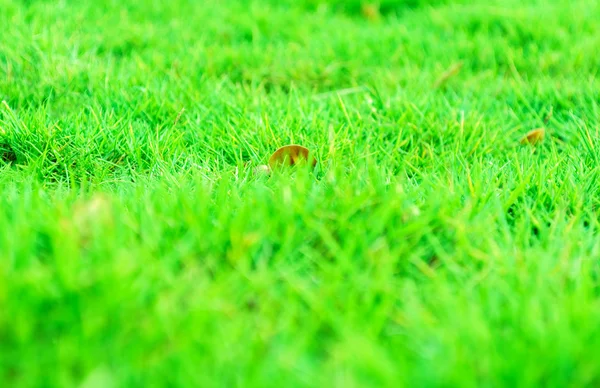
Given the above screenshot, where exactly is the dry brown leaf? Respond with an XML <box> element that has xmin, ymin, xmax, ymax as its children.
<box><xmin>521</xmin><ymin>128</ymin><xmax>545</xmax><ymax>145</ymax></box>
<box><xmin>268</xmin><ymin>145</ymin><xmax>317</xmax><ymax>169</ymax></box>
<box><xmin>361</xmin><ymin>3</ymin><xmax>381</xmax><ymax>21</ymax></box>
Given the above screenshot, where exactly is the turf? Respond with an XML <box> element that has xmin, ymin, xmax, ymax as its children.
<box><xmin>1</xmin><ymin>0</ymin><xmax>600</xmax><ymax>386</ymax></box>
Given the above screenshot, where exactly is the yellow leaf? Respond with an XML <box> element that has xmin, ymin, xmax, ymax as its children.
<box><xmin>361</xmin><ymin>3</ymin><xmax>380</xmax><ymax>21</ymax></box>
<box><xmin>268</xmin><ymin>145</ymin><xmax>317</xmax><ymax>169</ymax></box>
<box><xmin>521</xmin><ymin>128</ymin><xmax>545</xmax><ymax>145</ymax></box>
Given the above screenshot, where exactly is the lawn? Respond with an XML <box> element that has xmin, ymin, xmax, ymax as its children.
<box><xmin>1</xmin><ymin>0</ymin><xmax>600</xmax><ymax>386</ymax></box>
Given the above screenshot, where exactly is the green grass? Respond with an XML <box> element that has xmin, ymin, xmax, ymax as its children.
<box><xmin>2</xmin><ymin>0</ymin><xmax>600</xmax><ymax>386</ymax></box>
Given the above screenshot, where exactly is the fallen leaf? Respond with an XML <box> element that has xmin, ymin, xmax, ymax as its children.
<box><xmin>521</xmin><ymin>128</ymin><xmax>545</xmax><ymax>145</ymax></box>
<box><xmin>268</xmin><ymin>145</ymin><xmax>317</xmax><ymax>169</ymax></box>
<box><xmin>361</xmin><ymin>3</ymin><xmax>380</xmax><ymax>21</ymax></box>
